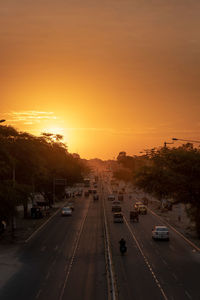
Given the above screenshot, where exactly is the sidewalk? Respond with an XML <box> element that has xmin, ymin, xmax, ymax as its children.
<box><xmin>2</xmin><ymin>200</ymin><xmax>66</xmax><ymax>244</ymax></box>
<box><xmin>0</xmin><ymin>244</ymin><xmax>21</xmax><ymax>289</ymax></box>
<box><xmin>128</xmin><ymin>187</ymin><xmax>200</xmax><ymax>249</ymax></box>
<box><xmin>0</xmin><ymin>199</ymin><xmax>67</xmax><ymax>289</ymax></box>
<box><xmin>147</xmin><ymin>197</ymin><xmax>200</xmax><ymax>249</ymax></box>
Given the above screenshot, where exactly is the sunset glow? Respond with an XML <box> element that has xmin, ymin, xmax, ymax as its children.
<box><xmin>1</xmin><ymin>1</ymin><xmax>200</xmax><ymax>159</ymax></box>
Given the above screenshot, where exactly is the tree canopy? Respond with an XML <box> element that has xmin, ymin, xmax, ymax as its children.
<box><xmin>0</xmin><ymin>125</ymin><xmax>89</xmax><ymax>220</ymax></box>
<box><xmin>115</xmin><ymin>146</ymin><xmax>200</xmax><ymax>237</ymax></box>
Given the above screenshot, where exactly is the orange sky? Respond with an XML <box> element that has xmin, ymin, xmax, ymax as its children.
<box><xmin>1</xmin><ymin>0</ymin><xmax>200</xmax><ymax>159</ymax></box>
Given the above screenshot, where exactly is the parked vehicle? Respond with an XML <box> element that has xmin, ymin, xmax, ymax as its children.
<box><xmin>61</xmin><ymin>207</ymin><xmax>72</xmax><ymax>216</ymax></box>
<box><xmin>152</xmin><ymin>226</ymin><xmax>169</xmax><ymax>240</ymax></box>
<box><xmin>76</xmin><ymin>191</ymin><xmax>83</xmax><ymax>196</ymax></box>
<box><xmin>31</xmin><ymin>206</ymin><xmax>43</xmax><ymax>219</ymax></box>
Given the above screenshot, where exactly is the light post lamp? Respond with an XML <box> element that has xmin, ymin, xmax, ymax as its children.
<box><xmin>164</xmin><ymin>141</ymin><xmax>174</xmax><ymax>148</ymax></box>
<box><xmin>172</xmin><ymin>138</ymin><xmax>200</xmax><ymax>144</ymax></box>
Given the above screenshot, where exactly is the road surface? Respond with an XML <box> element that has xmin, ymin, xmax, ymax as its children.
<box><xmin>0</xmin><ymin>176</ymin><xmax>200</xmax><ymax>300</ymax></box>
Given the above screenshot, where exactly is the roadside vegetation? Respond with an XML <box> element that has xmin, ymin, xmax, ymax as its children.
<box><xmin>114</xmin><ymin>145</ymin><xmax>200</xmax><ymax>237</ymax></box>
<box><xmin>0</xmin><ymin>125</ymin><xmax>89</xmax><ymax>233</ymax></box>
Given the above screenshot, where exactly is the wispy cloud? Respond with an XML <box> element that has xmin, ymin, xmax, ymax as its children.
<box><xmin>4</xmin><ymin>111</ymin><xmax>58</xmax><ymax>125</ymax></box>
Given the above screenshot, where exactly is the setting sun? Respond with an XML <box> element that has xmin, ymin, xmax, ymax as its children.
<box><xmin>41</xmin><ymin>126</ymin><xmax>65</xmax><ymax>136</ymax></box>
<box><xmin>1</xmin><ymin>2</ymin><xmax>200</xmax><ymax>300</ymax></box>
<box><xmin>1</xmin><ymin>0</ymin><xmax>200</xmax><ymax>160</ymax></box>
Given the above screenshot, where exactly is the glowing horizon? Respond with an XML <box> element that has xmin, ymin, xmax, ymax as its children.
<box><xmin>1</xmin><ymin>1</ymin><xmax>200</xmax><ymax>159</ymax></box>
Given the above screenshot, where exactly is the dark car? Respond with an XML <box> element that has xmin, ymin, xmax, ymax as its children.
<box><xmin>93</xmin><ymin>194</ymin><xmax>99</xmax><ymax>201</ymax></box>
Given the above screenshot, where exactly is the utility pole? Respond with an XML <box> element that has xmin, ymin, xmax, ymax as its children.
<box><xmin>164</xmin><ymin>141</ymin><xmax>174</xmax><ymax>148</ymax></box>
<box><xmin>172</xmin><ymin>137</ymin><xmax>200</xmax><ymax>144</ymax></box>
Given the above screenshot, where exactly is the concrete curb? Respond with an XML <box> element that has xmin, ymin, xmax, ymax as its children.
<box><xmin>148</xmin><ymin>207</ymin><xmax>200</xmax><ymax>252</ymax></box>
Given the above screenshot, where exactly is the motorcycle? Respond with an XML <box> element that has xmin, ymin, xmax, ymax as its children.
<box><xmin>120</xmin><ymin>244</ymin><xmax>127</xmax><ymax>255</ymax></box>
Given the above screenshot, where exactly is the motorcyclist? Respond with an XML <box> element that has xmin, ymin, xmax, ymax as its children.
<box><xmin>119</xmin><ymin>238</ymin><xmax>126</xmax><ymax>247</ymax></box>
<box><xmin>119</xmin><ymin>238</ymin><xmax>127</xmax><ymax>255</ymax></box>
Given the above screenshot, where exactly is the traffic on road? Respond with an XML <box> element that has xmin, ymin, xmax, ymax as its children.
<box><xmin>0</xmin><ymin>171</ymin><xmax>200</xmax><ymax>300</ymax></box>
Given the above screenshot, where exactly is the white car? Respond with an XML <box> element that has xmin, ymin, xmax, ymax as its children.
<box><xmin>61</xmin><ymin>207</ymin><xmax>72</xmax><ymax>216</ymax></box>
<box><xmin>152</xmin><ymin>226</ymin><xmax>169</xmax><ymax>241</ymax></box>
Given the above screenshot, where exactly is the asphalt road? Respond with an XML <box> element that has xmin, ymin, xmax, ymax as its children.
<box><xmin>0</xmin><ymin>177</ymin><xmax>200</xmax><ymax>300</ymax></box>
<box><xmin>0</xmin><ymin>192</ymin><xmax>107</xmax><ymax>300</ymax></box>
<box><xmin>104</xmin><ymin>181</ymin><xmax>200</xmax><ymax>300</ymax></box>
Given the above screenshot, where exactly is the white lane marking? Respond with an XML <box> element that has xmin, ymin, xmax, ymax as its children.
<box><xmin>59</xmin><ymin>201</ymin><xmax>90</xmax><ymax>300</ymax></box>
<box><xmin>124</xmin><ymin>217</ymin><xmax>168</xmax><ymax>300</ymax></box>
<box><xmin>172</xmin><ymin>273</ymin><xmax>177</xmax><ymax>281</ymax></box>
<box><xmin>148</xmin><ymin>208</ymin><xmax>200</xmax><ymax>252</ymax></box>
<box><xmin>169</xmin><ymin>245</ymin><xmax>175</xmax><ymax>251</ymax></box>
<box><xmin>52</xmin><ymin>259</ymin><xmax>56</xmax><ymax>266</ymax></box>
<box><xmin>185</xmin><ymin>290</ymin><xmax>192</xmax><ymax>299</ymax></box>
<box><xmin>25</xmin><ymin>206</ymin><xmax>63</xmax><ymax>243</ymax></box>
<box><xmin>45</xmin><ymin>271</ymin><xmax>50</xmax><ymax>280</ymax></box>
<box><xmin>103</xmin><ymin>194</ymin><xmax>118</xmax><ymax>300</ymax></box>
<box><xmin>36</xmin><ymin>289</ymin><xmax>42</xmax><ymax>299</ymax></box>
<box><xmin>162</xmin><ymin>259</ymin><xmax>167</xmax><ymax>266</ymax></box>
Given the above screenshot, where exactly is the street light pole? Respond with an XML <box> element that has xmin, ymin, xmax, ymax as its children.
<box><xmin>164</xmin><ymin>141</ymin><xmax>174</xmax><ymax>148</ymax></box>
<box><xmin>172</xmin><ymin>138</ymin><xmax>200</xmax><ymax>144</ymax></box>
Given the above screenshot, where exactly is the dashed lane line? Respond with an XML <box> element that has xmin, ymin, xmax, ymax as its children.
<box><xmin>169</xmin><ymin>245</ymin><xmax>175</xmax><ymax>251</ymax></box>
<box><xmin>36</xmin><ymin>289</ymin><xmax>42</xmax><ymax>299</ymax></box>
<box><xmin>124</xmin><ymin>216</ymin><xmax>168</xmax><ymax>300</ymax></box>
<box><xmin>162</xmin><ymin>259</ymin><xmax>167</xmax><ymax>266</ymax></box>
<box><xmin>185</xmin><ymin>290</ymin><xmax>192</xmax><ymax>299</ymax></box>
<box><xmin>41</xmin><ymin>246</ymin><xmax>46</xmax><ymax>252</ymax></box>
<box><xmin>172</xmin><ymin>273</ymin><xmax>178</xmax><ymax>281</ymax></box>
<box><xmin>59</xmin><ymin>200</ymin><xmax>91</xmax><ymax>300</ymax></box>
<box><xmin>102</xmin><ymin>193</ymin><xmax>118</xmax><ymax>300</ymax></box>
<box><xmin>45</xmin><ymin>271</ymin><xmax>50</xmax><ymax>280</ymax></box>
